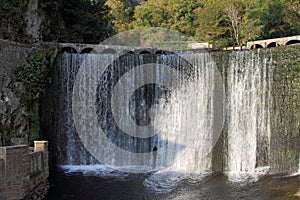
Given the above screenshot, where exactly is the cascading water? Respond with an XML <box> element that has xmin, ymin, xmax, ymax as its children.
<box><xmin>57</xmin><ymin>52</ymin><xmax>223</xmax><ymax>174</ymax></box>
<box><xmin>56</xmin><ymin>50</ymin><xmax>273</xmax><ymax>177</ymax></box>
<box><xmin>44</xmin><ymin>44</ymin><xmax>300</xmax><ymax>199</ymax></box>
<box><xmin>227</xmin><ymin>50</ymin><xmax>272</xmax><ymax>174</ymax></box>
<box><xmin>57</xmin><ymin>53</ymin><xmax>97</xmax><ymax>165</ymax></box>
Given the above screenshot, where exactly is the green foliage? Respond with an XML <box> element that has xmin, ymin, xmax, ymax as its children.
<box><xmin>1</xmin><ymin>0</ymin><xmax>299</xmax><ymax>46</ymax></box>
<box><xmin>218</xmin><ymin>38</ymin><xmax>230</xmax><ymax>47</ymax></box>
<box><xmin>252</xmin><ymin>35</ymin><xmax>263</xmax><ymax>41</ymax></box>
<box><xmin>127</xmin><ymin>0</ymin><xmax>300</xmax><ymax>47</ymax></box>
<box><xmin>244</xmin><ymin>0</ymin><xmax>300</xmax><ymax>40</ymax></box>
<box><xmin>194</xmin><ymin>1</ymin><xmax>231</xmax><ymax>45</ymax></box>
<box><xmin>38</xmin><ymin>0</ymin><xmax>65</xmax><ymax>42</ymax></box>
<box><xmin>39</xmin><ymin>0</ymin><xmax>112</xmax><ymax>43</ymax></box>
<box><xmin>15</xmin><ymin>47</ymin><xmax>57</xmax><ymax>144</ymax></box>
<box><xmin>105</xmin><ymin>0</ymin><xmax>138</xmax><ymax>33</ymax></box>
<box><xmin>16</xmin><ymin>50</ymin><xmax>48</xmax><ymax>103</ymax></box>
<box><xmin>253</xmin><ymin>0</ymin><xmax>300</xmax><ymax>39</ymax></box>
<box><xmin>0</xmin><ymin>0</ymin><xmax>30</xmax><ymax>42</ymax></box>
<box><xmin>194</xmin><ymin>0</ymin><xmax>256</xmax><ymax>46</ymax></box>
<box><xmin>131</xmin><ymin>0</ymin><xmax>202</xmax><ymax>36</ymax></box>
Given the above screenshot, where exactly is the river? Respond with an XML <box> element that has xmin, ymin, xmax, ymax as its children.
<box><xmin>46</xmin><ymin>166</ymin><xmax>300</xmax><ymax>200</ymax></box>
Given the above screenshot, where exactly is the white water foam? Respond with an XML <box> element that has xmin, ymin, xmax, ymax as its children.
<box><xmin>58</xmin><ymin>164</ymin><xmax>129</xmax><ymax>178</ymax></box>
<box><xmin>143</xmin><ymin>168</ymin><xmax>212</xmax><ymax>194</ymax></box>
<box><xmin>144</xmin><ymin>171</ymin><xmax>184</xmax><ymax>194</ymax></box>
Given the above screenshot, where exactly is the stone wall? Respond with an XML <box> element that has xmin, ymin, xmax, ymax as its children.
<box><xmin>0</xmin><ymin>40</ymin><xmax>34</xmax><ymax>145</ymax></box>
<box><xmin>270</xmin><ymin>46</ymin><xmax>300</xmax><ymax>173</ymax></box>
<box><xmin>0</xmin><ymin>141</ymin><xmax>49</xmax><ymax>200</ymax></box>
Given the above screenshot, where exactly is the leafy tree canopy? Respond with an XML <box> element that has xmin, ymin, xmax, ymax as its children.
<box><xmin>0</xmin><ymin>0</ymin><xmax>30</xmax><ymax>42</ymax></box>
<box><xmin>105</xmin><ymin>0</ymin><xmax>139</xmax><ymax>33</ymax></box>
<box><xmin>40</xmin><ymin>0</ymin><xmax>112</xmax><ymax>43</ymax></box>
<box><xmin>0</xmin><ymin>0</ymin><xmax>299</xmax><ymax>46</ymax></box>
<box><xmin>131</xmin><ymin>0</ymin><xmax>203</xmax><ymax>36</ymax></box>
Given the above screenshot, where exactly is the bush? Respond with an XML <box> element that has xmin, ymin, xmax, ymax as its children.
<box><xmin>15</xmin><ymin>47</ymin><xmax>56</xmax><ymax>144</ymax></box>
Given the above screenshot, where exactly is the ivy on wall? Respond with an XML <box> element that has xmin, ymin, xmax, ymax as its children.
<box><xmin>15</xmin><ymin>46</ymin><xmax>57</xmax><ymax>144</ymax></box>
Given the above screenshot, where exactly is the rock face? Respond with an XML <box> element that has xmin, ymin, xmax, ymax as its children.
<box><xmin>0</xmin><ymin>41</ymin><xmax>33</xmax><ymax>145</ymax></box>
<box><xmin>25</xmin><ymin>0</ymin><xmax>42</xmax><ymax>43</ymax></box>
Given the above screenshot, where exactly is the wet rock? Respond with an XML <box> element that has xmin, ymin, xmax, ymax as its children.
<box><xmin>0</xmin><ymin>99</ymin><xmax>6</xmax><ymax>114</ymax></box>
<box><xmin>2</xmin><ymin>88</ymin><xmax>20</xmax><ymax>113</ymax></box>
<box><xmin>15</xmin><ymin>109</ymin><xmax>23</xmax><ymax>122</ymax></box>
<box><xmin>25</xmin><ymin>0</ymin><xmax>42</xmax><ymax>43</ymax></box>
<box><xmin>0</xmin><ymin>41</ymin><xmax>32</xmax><ymax>144</ymax></box>
<box><xmin>24</xmin><ymin>181</ymin><xmax>49</xmax><ymax>200</ymax></box>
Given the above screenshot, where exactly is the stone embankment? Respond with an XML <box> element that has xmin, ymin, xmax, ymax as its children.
<box><xmin>0</xmin><ymin>141</ymin><xmax>49</xmax><ymax>200</ymax></box>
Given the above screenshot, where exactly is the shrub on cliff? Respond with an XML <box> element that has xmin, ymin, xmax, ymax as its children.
<box><xmin>15</xmin><ymin>47</ymin><xmax>57</xmax><ymax>144</ymax></box>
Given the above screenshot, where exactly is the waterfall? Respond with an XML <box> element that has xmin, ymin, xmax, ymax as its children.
<box><xmin>57</xmin><ymin>53</ymin><xmax>95</xmax><ymax>165</ymax></box>
<box><xmin>56</xmin><ymin>50</ymin><xmax>274</xmax><ymax>175</ymax></box>
<box><xmin>57</xmin><ymin>52</ymin><xmax>224</xmax><ymax>173</ymax></box>
<box><xmin>227</xmin><ymin>50</ymin><xmax>272</xmax><ymax>173</ymax></box>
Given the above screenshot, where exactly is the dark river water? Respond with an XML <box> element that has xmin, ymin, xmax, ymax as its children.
<box><xmin>46</xmin><ymin>166</ymin><xmax>300</xmax><ymax>200</ymax></box>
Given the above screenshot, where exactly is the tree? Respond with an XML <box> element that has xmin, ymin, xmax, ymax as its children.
<box><xmin>105</xmin><ymin>0</ymin><xmax>138</xmax><ymax>33</ymax></box>
<box><xmin>194</xmin><ymin>0</ymin><xmax>250</xmax><ymax>47</ymax></box>
<box><xmin>0</xmin><ymin>0</ymin><xmax>30</xmax><ymax>42</ymax></box>
<box><xmin>39</xmin><ymin>0</ymin><xmax>112</xmax><ymax>43</ymax></box>
<box><xmin>250</xmin><ymin>0</ymin><xmax>300</xmax><ymax>39</ymax></box>
<box><xmin>132</xmin><ymin>0</ymin><xmax>203</xmax><ymax>36</ymax></box>
<box><xmin>240</xmin><ymin>0</ymin><xmax>263</xmax><ymax>42</ymax></box>
<box><xmin>262</xmin><ymin>1</ymin><xmax>287</xmax><ymax>38</ymax></box>
<box><xmin>225</xmin><ymin>5</ymin><xmax>242</xmax><ymax>46</ymax></box>
<box><xmin>39</xmin><ymin>0</ymin><xmax>64</xmax><ymax>42</ymax></box>
<box><xmin>194</xmin><ymin>0</ymin><xmax>231</xmax><ymax>46</ymax></box>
